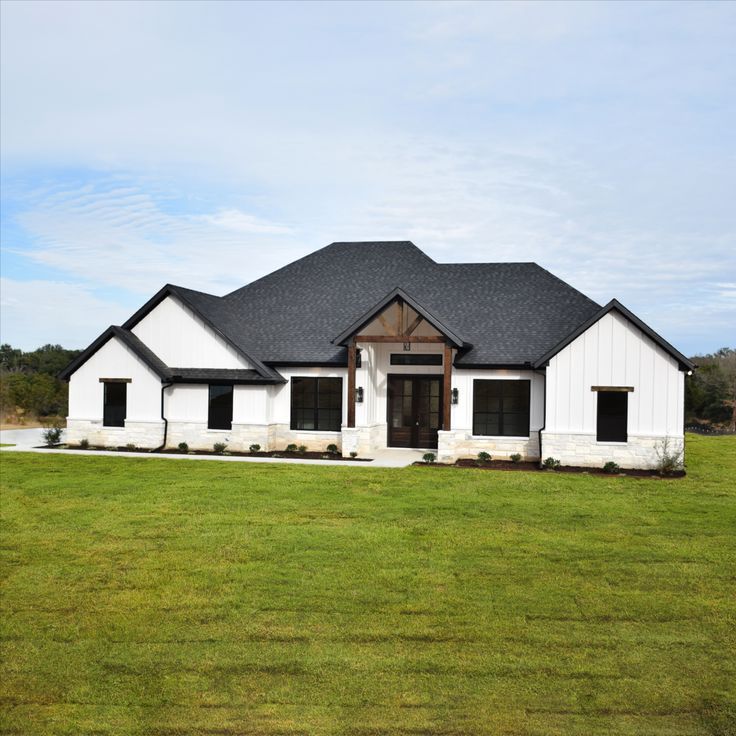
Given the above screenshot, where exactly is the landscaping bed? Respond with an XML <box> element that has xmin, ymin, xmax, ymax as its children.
<box><xmin>37</xmin><ymin>444</ymin><xmax>373</xmax><ymax>461</ymax></box>
<box><xmin>414</xmin><ymin>458</ymin><xmax>685</xmax><ymax>477</ymax></box>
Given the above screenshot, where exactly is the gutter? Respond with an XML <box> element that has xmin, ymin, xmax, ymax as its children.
<box><xmin>534</xmin><ymin>368</ymin><xmax>546</xmax><ymax>462</ymax></box>
<box><xmin>154</xmin><ymin>381</ymin><xmax>173</xmax><ymax>451</ymax></box>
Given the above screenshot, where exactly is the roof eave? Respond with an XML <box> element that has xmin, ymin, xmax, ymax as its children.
<box><xmin>533</xmin><ymin>299</ymin><xmax>695</xmax><ymax>372</ymax></box>
<box><xmin>58</xmin><ymin>326</ymin><xmax>171</xmax><ymax>382</ymax></box>
<box><xmin>122</xmin><ymin>284</ymin><xmax>279</xmax><ymax>381</ymax></box>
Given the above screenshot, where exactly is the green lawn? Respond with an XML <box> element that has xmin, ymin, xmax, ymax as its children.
<box><xmin>1</xmin><ymin>436</ymin><xmax>735</xmax><ymax>735</ymax></box>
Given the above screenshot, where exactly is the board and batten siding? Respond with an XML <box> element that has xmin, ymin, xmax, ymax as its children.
<box><xmin>131</xmin><ymin>295</ymin><xmax>251</xmax><ymax>369</ymax></box>
<box><xmin>68</xmin><ymin>336</ymin><xmax>162</xmax><ymax>422</ymax></box>
<box><xmin>545</xmin><ymin>310</ymin><xmax>684</xmax><ymax>438</ymax></box>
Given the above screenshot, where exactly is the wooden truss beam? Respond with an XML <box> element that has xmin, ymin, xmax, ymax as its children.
<box><xmin>404</xmin><ymin>313</ymin><xmax>424</xmax><ymax>336</ymax></box>
<box><xmin>443</xmin><ymin>343</ymin><xmax>452</xmax><ymax>431</ymax></box>
<box><xmin>354</xmin><ymin>335</ymin><xmax>445</xmax><ymax>343</ymax></box>
<box><xmin>377</xmin><ymin>312</ymin><xmax>397</xmax><ymax>336</ymax></box>
<box><xmin>347</xmin><ymin>340</ymin><xmax>356</xmax><ymax>428</ymax></box>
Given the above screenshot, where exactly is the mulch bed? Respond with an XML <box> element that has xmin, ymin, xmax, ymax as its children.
<box><xmin>38</xmin><ymin>445</ymin><xmax>373</xmax><ymax>461</ymax></box>
<box><xmin>414</xmin><ymin>459</ymin><xmax>685</xmax><ymax>478</ymax></box>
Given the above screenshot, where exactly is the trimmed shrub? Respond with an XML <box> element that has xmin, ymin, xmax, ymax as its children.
<box><xmin>79</xmin><ymin>438</ymin><xmax>89</xmax><ymax>449</ymax></box>
<box><xmin>297</xmin><ymin>444</ymin><xmax>307</xmax><ymax>454</ymax></box>
<box><xmin>477</xmin><ymin>451</ymin><xmax>491</xmax><ymax>464</ymax></box>
<box><xmin>42</xmin><ymin>426</ymin><xmax>63</xmax><ymax>447</ymax></box>
<box><xmin>178</xmin><ymin>442</ymin><xmax>189</xmax><ymax>453</ymax></box>
<box><xmin>326</xmin><ymin>443</ymin><xmax>339</xmax><ymax>455</ymax></box>
<box><xmin>125</xmin><ymin>443</ymin><xmax>137</xmax><ymax>451</ymax></box>
<box><xmin>603</xmin><ymin>461</ymin><xmax>620</xmax><ymax>474</ymax></box>
<box><xmin>213</xmin><ymin>442</ymin><xmax>227</xmax><ymax>454</ymax></box>
<box><xmin>510</xmin><ymin>453</ymin><xmax>522</xmax><ymax>464</ymax></box>
<box><xmin>285</xmin><ymin>443</ymin><xmax>298</xmax><ymax>453</ymax></box>
<box><xmin>249</xmin><ymin>444</ymin><xmax>261</xmax><ymax>453</ymax></box>
<box><xmin>349</xmin><ymin>451</ymin><xmax>358</xmax><ymax>458</ymax></box>
<box><xmin>542</xmin><ymin>456</ymin><xmax>561</xmax><ymax>470</ymax></box>
<box><xmin>422</xmin><ymin>452</ymin><xmax>436</xmax><ymax>464</ymax></box>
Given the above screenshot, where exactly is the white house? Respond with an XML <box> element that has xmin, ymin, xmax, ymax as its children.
<box><xmin>60</xmin><ymin>241</ymin><xmax>694</xmax><ymax>469</ymax></box>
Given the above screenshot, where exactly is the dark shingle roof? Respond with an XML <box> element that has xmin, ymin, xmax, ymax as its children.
<box><xmin>59</xmin><ymin>327</ymin><xmax>285</xmax><ymax>383</ymax></box>
<box><xmin>208</xmin><ymin>241</ymin><xmax>603</xmax><ymax>366</ymax></box>
<box><xmin>168</xmin><ymin>368</ymin><xmax>280</xmax><ymax>383</ymax></box>
<box><xmin>59</xmin><ymin>326</ymin><xmax>171</xmax><ymax>381</ymax></box>
<box><xmin>63</xmin><ymin>242</ymin><xmax>693</xmax><ymax>380</ymax></box>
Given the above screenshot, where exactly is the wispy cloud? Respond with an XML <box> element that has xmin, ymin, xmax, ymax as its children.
<box><xmin>6</xmin><ymin>178</ymin><xmax>304</xmax><ymax>297</ymax></box>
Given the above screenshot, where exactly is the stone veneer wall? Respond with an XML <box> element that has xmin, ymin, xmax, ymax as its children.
<box><xmin>65</xmin><ymin>419</ymin><xmax>164</xmax><ymax>448</ymax></box>
<box><xmin>166</xmin><ymin>423</ymin><xmax>342</xmax><ymax>453</ymax></box>
<box><xmin>437</xmin><ymin>430</ymin><xmax>540</xmax><ymax>464</ymax></box>
<box><xmin>541</xmin><ymin>432</ymin><xmax>684</xmax><ymax>469</ymax></box>
<box><xmin>268</xmin><ymin>424</ymin><xmax>342</xmax><ymax>453</ymax></box>
<box><xmin>341</xmin><ymin>424</ymin><xmax>385</xmax><ymax>458</ymax></box>
<box><xmin>165</xmin><ymin>422</ymin><xmax>269</xmax><ymax>452</ymax></box>
<box><xmin>66</xmin><ymin>420</ymin><xmax>345</xmax><ymax>453</ymax></box>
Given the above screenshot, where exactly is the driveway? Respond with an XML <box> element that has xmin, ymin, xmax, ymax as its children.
<box><xmin>0</xmin><ymin>427</ymin><xmax>45</xmax><ymax>449</ymax></box>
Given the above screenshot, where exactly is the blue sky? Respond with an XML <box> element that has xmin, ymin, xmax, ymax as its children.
<box><xmin>1</xmin><ymin>0</ymin><xmax>734</xmax><ymax>355</ymax></box>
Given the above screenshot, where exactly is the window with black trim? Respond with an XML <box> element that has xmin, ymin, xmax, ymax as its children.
<box><xmin>103</xmin><ymin>382</ymin><xmax>127</xmax><ymax>427</ymax></box>
<box><xmin>390</xmin><ymin>353</ymin><xmax>442</xmax><ymax>366</ymax></box>
<box><xmin>208</xmin><ymin>384</ymin><xmax>233</xmax><ymax>430</ymax></box>
<box><xmin>596</xmin><ymin>391</ymin><xmax>628</xmax><ymax>442</ymax></box>
<box><xmin>291</xmin><ymin>377</ymin><xmax>342</xmax><ymax>431</ymax></box>
<box><xmin>473</xmin><ymin>380</ymin><xmax>530</xmax><ymax>437</ymax></box>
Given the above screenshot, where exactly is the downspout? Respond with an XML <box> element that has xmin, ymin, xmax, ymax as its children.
<box><xmin>534</xmin><ymin>368</ymin><xmax>546</xmax><ymax>462</ymax></box>
<box><xmin>155</xmin><ymin>381</ymin><xmax>173</xmax><ymax>451</ymax></box>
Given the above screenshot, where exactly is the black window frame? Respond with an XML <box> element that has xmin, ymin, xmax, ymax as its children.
<box><xmin>472</xmin><ymin>379</ymin><xmax>531</xmax><ymax>438</ymax></box>
<box><xmin>103</xmin><ymin>381</ymin><xmax>127</xmax><ymax>428</ymax></box>
<box><xmin>290</xmin><ymin>377</ymin><xmax>343</xmax><ymax>432</ymax></box>
<box><xmin>596</xmin><ymin>391</ymin><xmax>628</xmax><ymax>442</ymax></box>
<box><xmin>390</xmin><ymin>353</ymin><xmax>443</xmax><ymax>366</ymax></box>
<box><xmin>208</xmin><ymin>384</ymin><xmax>233</xmax><ymax>430</ymax></box>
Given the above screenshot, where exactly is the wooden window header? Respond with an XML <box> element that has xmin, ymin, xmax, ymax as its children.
<box><xmin>591</xmin><ymin>386</ymin><xmax>633</xmax><ymax>392</ymax></box>
<box><xmin>99</xmin><ymin>378</ymin><xmax>132</xmax><ymax>383</ymax></box>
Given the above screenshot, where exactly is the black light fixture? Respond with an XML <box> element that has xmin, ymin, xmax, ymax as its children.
<box><xmin>356</xmin><ymin>386</ymin><xmax>364</xmax><ymax>403</ymax></box>
<box><xmin>451</xmin><ymin>387</ymin><xmax>459</xmax><ymax>405</ymax></box>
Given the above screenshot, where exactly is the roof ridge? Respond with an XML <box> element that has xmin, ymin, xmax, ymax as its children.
<box><xmin>224</xmin><ymin>240</ymin><xmax>434</xmax><ymax>299</ymax></box>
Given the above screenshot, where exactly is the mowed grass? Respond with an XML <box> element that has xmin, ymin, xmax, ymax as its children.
<box><xmin>1</xmin><ymin>436</ymin><xmax>735</xmax><ymax>736</ymax></box>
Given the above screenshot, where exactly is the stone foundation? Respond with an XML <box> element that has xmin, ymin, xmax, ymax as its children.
<box><xmin>165</xmin><ymin>422</ymin><xmax>270</xmax><ymax>452</ymax></box>
<box><xmin>267</xmin><ymin>424</ymin><xmax>342</xmax><ymax>453</ymax></box>
<box><xmin>341</xmin><ymin>424</ymin><xmax>386</xmax><ymax>458</ymax></box>
<box><xmin>437</xmin><ymin>430</ymin><xmax>540</xmax><ymax>464</ymax></box>
<box><xmin>541</xmin><ymin>432</ymin><xmax>684</xmax><ymax>470</ymax></box>
<box><xmin>65</xmin><ymin>419</ymin><xmax>164</xmax><ymax>449</ymax></box>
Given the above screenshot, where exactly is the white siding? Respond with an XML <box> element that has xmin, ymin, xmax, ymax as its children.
<box><xmin>131</xmin><ymin>295</ymin><xmax>251</xmax><ymax>369</ymax></box>
<box><xmin>165</xmin><ymin>384</ymin><xmax>271</xmax><ymax>424</ymax></box>
<box><xmin>545</xmin><ymin>311</ymin><xmax>683</xmax><ymax>437</ymax></box>
<box><xmin>68</xmin><ymin>336</ymin><xmax>162</xmax><ymax>422</ymax></box>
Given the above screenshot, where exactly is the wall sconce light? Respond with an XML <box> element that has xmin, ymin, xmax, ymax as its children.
<box><xmin>356</xmin><ymin>386</ymin><xmax>364</xmax><ymax>403</ymax></box>
<box><xmin>451</xmin><ymin>387</ymin><xmax>459</xmax><ymax>405</ymax></box>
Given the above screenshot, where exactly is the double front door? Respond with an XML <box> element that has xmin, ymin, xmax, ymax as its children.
<box><xmin>387</xmin><ymin>375</ymin><xmax>443</xmax><ymax>449</ymax></box>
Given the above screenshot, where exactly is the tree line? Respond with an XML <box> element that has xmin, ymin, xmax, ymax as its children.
<box><xmin>0</xmin><ymin>344</ymin><xmax>81</xmax><ymax>423</ymax></box>
<box><xmin>685</xmin><ymin>347</ymin><xmax>736</xmax><ymax>430</ymax></box>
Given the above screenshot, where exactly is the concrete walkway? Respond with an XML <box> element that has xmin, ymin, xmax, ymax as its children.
<box><xmin>0</xmin><ymin>428</ymin><xmax>425</xmax><ymax>468</ymax></box>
